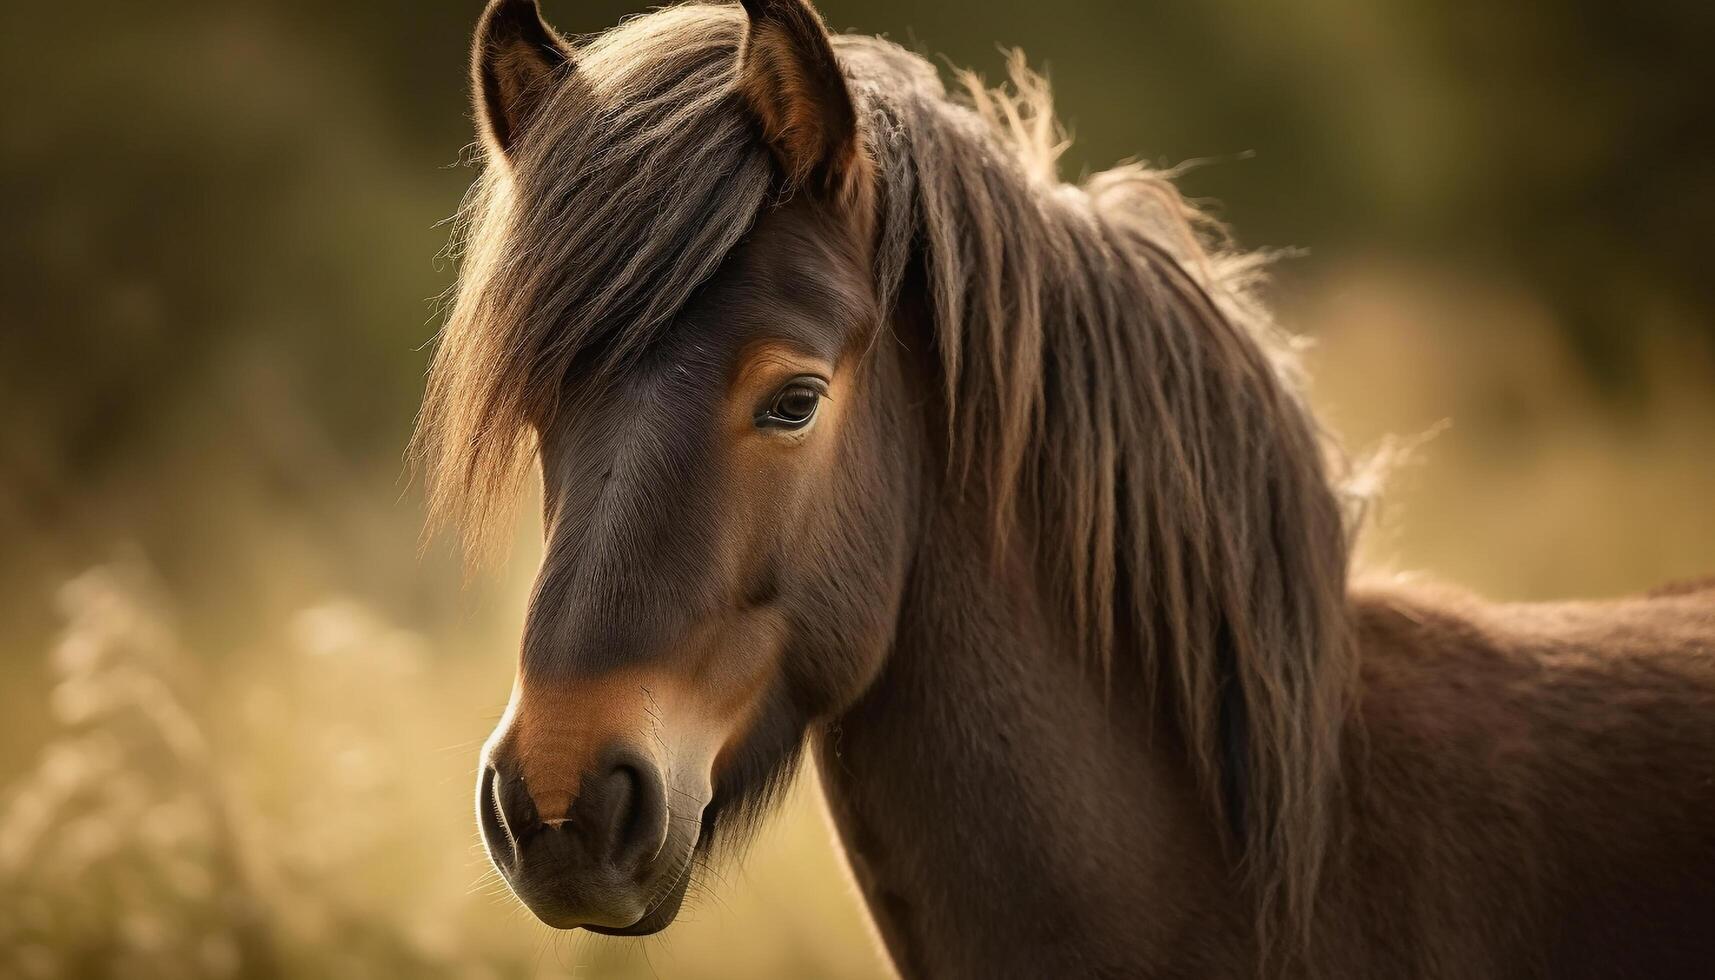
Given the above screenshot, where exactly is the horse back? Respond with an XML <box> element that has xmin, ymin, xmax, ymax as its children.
<box><xmin>1342</xmin><ymin>577</ymin><xmax>1715</xmax><ymax>978</ymax></box>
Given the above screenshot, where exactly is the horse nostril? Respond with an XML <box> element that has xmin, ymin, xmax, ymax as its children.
<box><xmin>479</xmin><ymin>762</ymin><xmax>537</xmax><ymax>870</ymax></box>
<box><xmin>582</xmin><ymin>750</ymin><xmax>668</xmax><ymax>874</ymax></box>
<box><xmin>478</xmin><ymin>765</ymin><xmax>511</xmax><ymax>868</ymax></box>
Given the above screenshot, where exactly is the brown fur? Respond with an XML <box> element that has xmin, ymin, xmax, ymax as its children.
<box><xmin>417</xmin><ymin>1</ymin><xmax>1715</xmax><ymax>974</ymax></box>
<box><xmin>1327</xmin><ymin>581</ymin><xmax>1715</xmax><ymax>977</ymax></box>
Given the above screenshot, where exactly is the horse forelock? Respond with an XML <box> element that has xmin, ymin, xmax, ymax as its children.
<box><xmin>415</xmin><ymin>3</ymin><xmax>1358</xmax><ymax>958</ymax></box>
<box><xmin>415</xmin><ymin>6</ymin><xmax>772</xmax><ymax>561</ymax></box>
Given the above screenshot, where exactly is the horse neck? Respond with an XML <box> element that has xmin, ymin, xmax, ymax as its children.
<box><xmin>814</xmin><ymin>503</ymin><xmax>1255</xmax><ymax>978</ymax></box>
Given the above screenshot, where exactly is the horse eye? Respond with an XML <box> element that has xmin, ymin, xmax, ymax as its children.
<box><xmin>758</xmin><ymin>379</ymin><xmax>824</xmax><ymax>430</ymax></box>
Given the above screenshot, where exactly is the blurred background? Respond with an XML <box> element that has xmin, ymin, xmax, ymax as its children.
<box><xmin>3</xmin><ymin>0</ymin><xmax>1711</xmax><ymax>976</ymax></box>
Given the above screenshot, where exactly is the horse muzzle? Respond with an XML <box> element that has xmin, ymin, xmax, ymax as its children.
<box><xmin>477</xmin><ymin>738</ymin><xmax>699</xmax><ymax>932</ymax></box>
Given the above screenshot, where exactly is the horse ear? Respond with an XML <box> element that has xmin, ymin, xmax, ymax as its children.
<box><xmin>737</xmin><ymin>0</ymin><xmax>864</xmax><ymax>196</ymax></box>
<box><xmin>472</xmin><ymin>0</ymin><xmax>572</xmax><ymax>158</ymax></box>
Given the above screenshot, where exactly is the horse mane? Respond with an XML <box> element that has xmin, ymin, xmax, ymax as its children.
<box><xmin>853</xmin><ymin>35</ymin><xmax>1361</xmax><ymax>951</ymax></box>
<box><xmin>413</xmin><ymin>1</ymin><xmax>1358</xmax><ymax>955</ymax></box>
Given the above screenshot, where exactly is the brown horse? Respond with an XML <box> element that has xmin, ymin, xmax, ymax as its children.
<box><xmin>413</xmin><ymin>1</ymin><xmax>1715</xmax><ymax>975</ymax></box>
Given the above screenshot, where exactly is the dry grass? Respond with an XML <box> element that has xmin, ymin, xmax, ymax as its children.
<box><xmin>1303</xmin><ymin>258</ymin><xmax>1715</xmax><ymax>599</ymax></box>
<box><xmin>0</xmin><ymin>561</ymin><xmax>512</xmax><ymax>978</ymax></box>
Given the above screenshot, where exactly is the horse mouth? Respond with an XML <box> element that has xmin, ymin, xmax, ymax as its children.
<box><xmin>581</xmin><ymin>852</ymin><xmax>695</xmax><ymax>935</ymax></box>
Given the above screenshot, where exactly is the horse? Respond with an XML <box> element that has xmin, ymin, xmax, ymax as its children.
<box><xmin>412</xmin><ymin>0</ymin><xmax>1715</xmax><ymax>975</ymax></box>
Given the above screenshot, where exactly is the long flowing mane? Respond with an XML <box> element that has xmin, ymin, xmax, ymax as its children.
<box><xmin>414</xmin><ymin>1</ymin><xmax>1357</xmax><ymax>952</ymax></box>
